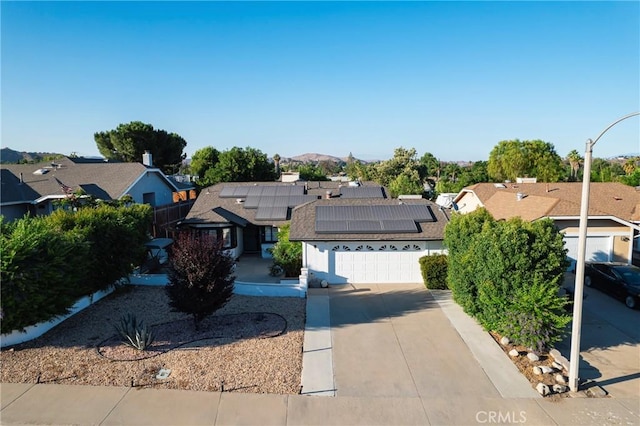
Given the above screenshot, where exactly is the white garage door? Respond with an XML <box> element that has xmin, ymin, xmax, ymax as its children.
<box><xmin>564</xmin><ymin>236</ymin><xmax>611</xmax><ymax>270</ymax></box>
<box><xmin>334</xmin><ymin>247</ymin><xmax>423</xmax><ymax>283</ymax></box>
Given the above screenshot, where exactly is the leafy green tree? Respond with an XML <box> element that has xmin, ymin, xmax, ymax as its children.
<box><xmin>590</xmin><ymin>158</ymin><xmax>625</xmax><ymax>182</ymax></box>
<box><xmin>419</xmin><ymin>152</ymin><xmax>440</xmax><ymax>179</ymax></box>
<box><xmin>298</xmin><ymin>164</ymin><xmax>329</xmax><ymax>181</ymax></box>
<box><xmin>94</xmin><ymin>121</ymin><xmax>187</xmax><ymax>174</ymax></box>
<box><xmin>488</xmin><ymin>139</ymin><xmax>563</xmax><ymax>182</ymax></box>
<box><xmin>269</xmin><ymin>224</ymin><xmax>302</xmax><ymax>277</ymax></box>
<box><xmin>389</xmin><ymin>171</ymin><xmax>424</xmax><ymax>197</ymax></box>
<box><xmin>190</xmin><ymin>146</ymin><xmax>220</xmax><ymax>183</ymax></box>
<box><xmin>619</xmin><ymin>167</ymin><xmax>640</xmax><ymax>186</ymax></box>
<box><xmin>205</xmin><ymin>147</ymin><xmax>277</xmax><ymax>184</ymax></box>
<box><xmin>166</xmin><ymin>232</ymin><xmax>235</xmax><ymax>329</ymax></box>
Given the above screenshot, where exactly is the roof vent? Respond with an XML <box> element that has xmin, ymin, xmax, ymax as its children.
<box><xmin>33</xmin><ymin>168</ymin><xmax>49</xmax><ymax>175</ymax></box>
<box><xmin>494</xmin><ymin>183</ymin><xmax>506</xmax><ymax>188</ymax></box>
<box><xmin>236</xmin><ymin>198</ymin><xmax>244</xmax><ymax>204</ymax></box>
<box><xmin>516</xmin><ymin>192</ymin><xmax>526</xmax><ymax>201</ymax></box>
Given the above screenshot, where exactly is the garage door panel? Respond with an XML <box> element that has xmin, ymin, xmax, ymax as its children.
<box><xmin>564</xmin><ymin>236</ymin><xmax>611</xmax><ymax>270</ymax></box>
<box><xmin>333</xmin><ymin>249</ymin><xmax>422</xmax><ymax>283</ymax></box>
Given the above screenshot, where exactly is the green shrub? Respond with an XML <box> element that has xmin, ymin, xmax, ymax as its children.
<box><xmin>268</xmin><ymin>224</ymin><xmax>302</xmax><ymax>278</ymax></box>
<box><xmin>419</xmin><ymin>254</ymin><xmax>448</xmax><ymax>289</ymax></box>
<box><xmin>444</xmin><ymin>208</ymin><xmax>570</xmax><ymax>352</ymax></box>
<box><xmin>0</xmin><ymin>216</ymin><xmax>88</xmax><ymax>333</ymax></box>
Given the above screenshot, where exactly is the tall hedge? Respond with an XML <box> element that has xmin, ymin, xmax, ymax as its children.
<box><xmin>1</xmin><ymin>216</ymin><xmax>88</xmax><ymax>333</ymax></box>
<box><xmin>444</xmin><ymin>208</ymin><xmax>570</xmax><ymax>352</ymax></box>
<box><xmin>47</xmin><ymin>204</ymin><xmax>152</xmax><ymax>295</ymax></box>
<box><xmin>1</xmin><ymin>203</ymin><xmax>152</xmax><ymax>334</ymax></box>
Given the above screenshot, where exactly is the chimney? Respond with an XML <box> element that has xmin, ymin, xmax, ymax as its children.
<box><xmin>142</xmin><ymin>150</ymin><xmax>153</xmax><ymax>167</ymax></box>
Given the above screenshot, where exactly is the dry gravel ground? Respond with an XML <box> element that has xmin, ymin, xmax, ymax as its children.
<box><xmin>0</xmin><ymin>286</ymin><xmax>305</xmax><ymax>394</ymax></box>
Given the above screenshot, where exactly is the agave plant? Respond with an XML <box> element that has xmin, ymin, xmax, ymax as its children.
<box><xmin>114</xmin><ymin>313</ymin><xmax>155</xmax><ymax>351</ymax></box>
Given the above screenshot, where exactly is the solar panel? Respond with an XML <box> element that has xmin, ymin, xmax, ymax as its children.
<box><xmin>347</xmin><ymin>220</ymin><xmax>382</xmax><ymax>232</ymax></box>
<box><xmin>340</xmin><ymin>186</ymin><xmax>384</xmax><ymax>199</ymax></box>
<box><xmin>255</xmin><ymin>206</ymin><xmax>288</xmax><ymax>220</ymax></box>
<box><xmin>381</xmin><ymin>219</ymin><xmax>418</xmax><ymax>232</ymax></box>
<box><xmin>316</xmin><ymin>220</ymin><xmax>349</xmax><ymax>233</ymax></box>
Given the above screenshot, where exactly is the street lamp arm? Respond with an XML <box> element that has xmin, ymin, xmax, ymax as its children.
<box><xmin>590</xmin><ymin>112</ymin><xmax>640</xmax><ymax>148</ymax></box>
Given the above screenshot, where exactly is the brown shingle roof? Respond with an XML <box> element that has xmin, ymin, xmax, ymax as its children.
<box><xmin>183</xmin><ymin>181</ymin><xmax>389</xmax><ymax>228</ymax></box>
<box><xmin>460</xmin><ymin>182</ymin><xmax>640</xmax><ymax>222</ymax></box>
<box><xmin>289</xmin><ymin>197</ymin><xmax>448</xmax><ymax>242</ymax></box>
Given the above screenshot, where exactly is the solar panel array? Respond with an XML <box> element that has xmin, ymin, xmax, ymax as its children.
<box><xmin>219</xmin><ymin>185</ymin><xmax>316</xmax><ymax>221</ymax></box>
<box><xmin>315</xmin><ymin>204</ymin><xmax>434</xmax><ymax>234</ymax></box>
<box><xmin>219</xmin><ymin>185</ymin><xmax>304</xmax><ymax>198</ymax></box>
<box><xmin>339</xmin><ymin>186</ymin><xmax>384</xmax><ymax>199</ymax></box>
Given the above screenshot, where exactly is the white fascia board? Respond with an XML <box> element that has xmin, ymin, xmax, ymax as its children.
<box><xmin>33</xmin><ymin>195</ymin><xmax>67</xmax><ymax>204</ymax></box>
<box><xmin>548</xmin><ymin>215</ymin><xmax>640</xmax><ymax>232</ymax></box>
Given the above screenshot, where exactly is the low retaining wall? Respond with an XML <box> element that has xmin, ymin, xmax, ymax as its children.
<box><xmin>1</xmin><ymin>273</ymin><xmax>307</xmax><ymax>348</ymax></box>
<box><xmin>0</xmin><ymin>287</ymin><xmax>115</xmax><ymax>348</ymax></box>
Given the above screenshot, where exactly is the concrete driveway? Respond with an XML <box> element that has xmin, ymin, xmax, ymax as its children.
<box><xmin>327</xmin><ymin>283</ymin><xmax>526</xmax><ymax>399</ymax></box>
<box><xmin>559</xmin><ymin>274</ymin><xmax>640</xmax><ymax>398</ymax></box>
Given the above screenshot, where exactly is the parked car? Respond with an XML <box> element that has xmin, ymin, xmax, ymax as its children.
<box><xmin>583</xmin><ymin>262</ymin><xmax>640</xmax><ymax>309</ymax></box>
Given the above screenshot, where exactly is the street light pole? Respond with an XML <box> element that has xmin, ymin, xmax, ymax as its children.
<box><xmin>568</xmin><ymin>112</ymin><xmax>640</xmax><ymax>392</ymax></box>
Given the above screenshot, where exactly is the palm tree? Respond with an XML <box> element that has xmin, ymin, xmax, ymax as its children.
<box><xmin>566</xmin><ymin>150</ymin><xmax>583</xmax><ymax>181</ymax></box>
<box><xmin>273</xmin><ymin>153</ymin><xmax>281</xmax><ymax>176</ymax></box>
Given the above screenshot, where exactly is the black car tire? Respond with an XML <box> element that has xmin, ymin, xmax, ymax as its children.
<box><xmin>584</xmin><ymin>276</ymin><xmax>592</xmax><ymax>287</ymax></box>
<box><xmin>625</xmin><ymin>295</ymin><xmax>637</xmax><ymax>309</ymax></box>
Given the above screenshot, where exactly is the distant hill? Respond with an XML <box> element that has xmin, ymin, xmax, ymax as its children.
<box><xmin>0</xmin><ymin>148</ymin><xmax>64</xmax><ymax>164</ymax></box>
<box><xmin>281</xmin><ymin>153</ymin><xmax>371</xmax><ymax>165</ymax></box>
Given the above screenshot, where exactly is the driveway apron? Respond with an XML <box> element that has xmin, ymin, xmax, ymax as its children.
<box><xmin>329</xmin><ymin>283</ymin><xmax>501</xmax><ymax>398</ymax></box>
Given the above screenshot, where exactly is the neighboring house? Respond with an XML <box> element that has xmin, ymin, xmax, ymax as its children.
<box><xmin>289</xmin><ymin>198</ymin><xmax>449</xmax><ymax>284</ymax></box>
<box><xmin>453</xmin><ymin>182</ymin><xmax>640</xmax><ymax>269</ymax></box>
<box><xmin>0</xmin><ymin>153</ymin><xmax>196</xmax><ymax>225</ymax></box>
<box><xmin>180</xmin><ymin>180</ymin><xmax>387</xmax><ymax>260</ymax></box>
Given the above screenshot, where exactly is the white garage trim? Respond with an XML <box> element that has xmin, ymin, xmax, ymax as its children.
<box><xmin>302</xmin><ymin>241</ymin><xmax>445</xmax><ymax>284</ymax></box>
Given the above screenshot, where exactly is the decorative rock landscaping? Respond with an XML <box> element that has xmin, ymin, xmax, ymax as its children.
<box><xmin>489</xmin><ymin>331</ymin><xmax>572</xmax><ymax>398</ymax></box>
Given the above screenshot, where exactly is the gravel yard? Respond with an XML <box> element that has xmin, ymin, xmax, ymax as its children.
<box><xmin>0</xmin><ymin>286</ymin><xmax>306</xmax><ymax>394</ymax></box>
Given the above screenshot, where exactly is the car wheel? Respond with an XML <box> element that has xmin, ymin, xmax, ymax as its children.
<box><xmin>625</xmin><ymin>295</ymin><xmax>637</xmax><ymax>309</ymax></box>
<box><xmin>584</xmin><ymin>276</ymin><xmax>592</xmax><ymax>287</ymax></box>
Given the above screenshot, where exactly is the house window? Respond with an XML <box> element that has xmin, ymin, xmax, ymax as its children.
<box><xmin>198</xmin><ymin>227</ymin><xmax>235</xmax><ymax>249</ymax></box>
<box><xmin>142</xmin><ymin>192</ymin><xmax>156</xmax><ymax>207</ymax></box>
<box><xmin>262</xmin><ymin>226</ymin><xmax>279</xmax><ymax>243</ymax></box>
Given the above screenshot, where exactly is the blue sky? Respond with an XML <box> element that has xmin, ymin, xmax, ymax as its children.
<box><xmin>2</xmin><ymin>1</ymin><xmax>639</xmax><ymax>162</ymax></box>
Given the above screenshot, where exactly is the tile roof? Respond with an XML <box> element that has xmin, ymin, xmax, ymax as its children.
<box><xmin>0</xmin><ymin>157</ymin><xmax>187</xmax><ymax>205</ymax></box>
<box><xmin>289</xmin><ymin>198</ymin><xmax>449</xmax><ymax>242</ymax></box>
<box><xmin>458</xmin><ymin>182</ymin><xmax>640</xmax><ymax>222</ymax></box>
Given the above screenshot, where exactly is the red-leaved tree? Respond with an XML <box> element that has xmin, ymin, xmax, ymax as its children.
<box><xmin>165</xmin><ymin>232</ymin><xmax>235</xmax><ymax>329</ymax></box>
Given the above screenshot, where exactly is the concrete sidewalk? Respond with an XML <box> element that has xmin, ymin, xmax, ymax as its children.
<box><xmin>2</xmin><ymin>382</ymin><xmax>638</xmax><ymax>425</ymax></box>
<box><xmin>2</xmin><ymin>284</ymin><xmax>639</xmax><ymax>425</ymax></box>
